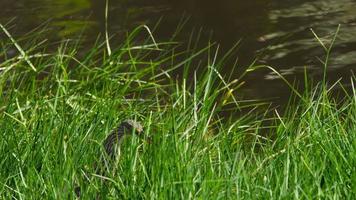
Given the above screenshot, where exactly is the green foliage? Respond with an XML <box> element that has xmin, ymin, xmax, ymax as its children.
<box><xmin>0</xmin><ymin>26</ymin><xmax>355</xmax><ymax>199</ymax></box>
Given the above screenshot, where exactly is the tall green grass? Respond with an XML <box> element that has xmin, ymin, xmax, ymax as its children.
<box><xmin>0</xmin><ymin>25</ymin><xmax>355</xmax><ymax>199</ymax></box>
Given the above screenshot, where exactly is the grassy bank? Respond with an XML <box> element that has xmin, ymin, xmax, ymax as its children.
<box><xmin>0</xmin><ymin>26</ymin><xmax>355</xmax><ymax>199</ymax></box>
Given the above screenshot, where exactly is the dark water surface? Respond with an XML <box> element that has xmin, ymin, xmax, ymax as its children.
<box><xmin>1</xmin><ymin>0</ymin><xmax>356</xmax><ymax>102</ymax></box>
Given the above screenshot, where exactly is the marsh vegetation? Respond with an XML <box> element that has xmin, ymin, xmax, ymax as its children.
<box><xmin>0</xmin><ymin>0</ymin><xmax>355</xmax><ymax>199</ymax></box>
<box><xmin>1</xmin><ymin>23</ymin><xmax>355</xmax><ymax>198</ymax></box>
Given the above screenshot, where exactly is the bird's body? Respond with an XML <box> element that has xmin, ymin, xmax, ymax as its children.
<box><xmin>103</xmin><ymin>120</ymin><xmax>143</xmax><ymax>160</ymax></box>
<box><xmin>75</xmin><ymin>119</ymin><xmax>144</xmax><ymax>198</ymax></box>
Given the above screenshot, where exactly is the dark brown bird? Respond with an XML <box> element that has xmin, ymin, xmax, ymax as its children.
<box><xmin>103</xmin><ymin>119</ymin><xmax>144</xmax><ymax>160</ymax></box>
<box><xmin>75</xmin><ymin>119</ymin><xmax>144</xmax><ymax>198</ymax></box>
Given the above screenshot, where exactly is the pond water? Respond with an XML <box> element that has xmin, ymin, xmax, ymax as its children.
<box><xmin>1</xmin><ymin>0</ymin><xmax>356</xmax><ymax>102</ymax></box>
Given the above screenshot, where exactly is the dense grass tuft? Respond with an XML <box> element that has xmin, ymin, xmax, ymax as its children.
<box><xmin>0</xmin><ymin>25</ymin><xmax>355</xmax><ymax>199</ymax></box>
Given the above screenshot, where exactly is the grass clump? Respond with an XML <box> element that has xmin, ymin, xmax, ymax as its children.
<box><xmin>0</xmin><ymin>25</ymin><xmax>355</xmax><ymax>199</ymax></box>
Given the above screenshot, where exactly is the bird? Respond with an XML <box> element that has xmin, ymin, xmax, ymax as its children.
<box><xmin>103</xmin><ymin>119</ymin><xmax>144</xmax><ymax>160</ymax></box>
<box><xmin>75</xmin><ymin>119</ymin><xmax>144</xmax><ymax>198</ymax></box>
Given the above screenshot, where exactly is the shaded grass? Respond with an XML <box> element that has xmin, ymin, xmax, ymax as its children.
<box><xmin>0</xmin><ymin>25</ymin><xmax>355</xmax><ymax>199</ymax></box>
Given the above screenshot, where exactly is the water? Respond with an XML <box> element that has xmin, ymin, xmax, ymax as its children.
<box><xmin>1</xmin><ymin>0</ymin><xmax>356</xmax><ymax>102</ymax></box>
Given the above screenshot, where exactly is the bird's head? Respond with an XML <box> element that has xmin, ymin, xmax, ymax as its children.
<box><xmin>119</xmin><ymin>119</ymin><xmax>144</xmax><ymax>135</ymax></box>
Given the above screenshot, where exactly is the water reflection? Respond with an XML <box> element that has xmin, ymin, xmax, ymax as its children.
<box><xmin>1</xmin><ymin>0</ymin><xmax>94</xmax><ymax>39</ymax></box>
<box><xmin>265</xmin><ymin>0</ymin><xmax>356</xmax><ymax>66</ymax></box>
